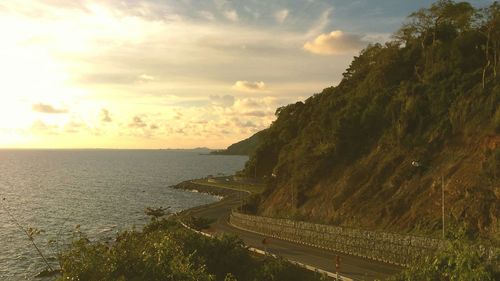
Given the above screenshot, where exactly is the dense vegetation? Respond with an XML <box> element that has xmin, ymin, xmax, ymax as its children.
<box><xmin>57</xmin><ymin>218</ymin><xmax>324</xmax><ymax>281</ymax></box>
<box><xmin>389</xmin><ymin>228</ymin><xmax>499</xmax><ymax>281</ymax></box>
<box><xmin>243</xmin><ymin>0</ymin><xmax>499</xmax><ymax>238</ymax></box>
<box><xmin>211</xmin><ymin>131</ymin><xmax>262</xmax><ymax>156</ymax></box>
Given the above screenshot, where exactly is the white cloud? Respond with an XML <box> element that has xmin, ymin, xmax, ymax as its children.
<box><xmin>138</xmin><ymin>74</ymin><xmax>155</xmax><ymax>82</ymax></box>
<box><xmin>274</xmin><ymin>9</ymin><xmax>289</xmax><ymax>24</ymax></box>
<box><xmin>233</xmin><ymin>97</ymin><xmax>279</xmax><ymax>116</ymax></box>
<box><xmin>304</xmin><ymin>30</ymin><xmax>367</xmax><ymax>55</ymax></box>
<box><xmin>233</xmin><ymin>80</ymin><xmax>266</xmax><ymax>92</ymax></box>
<box><xmin>224</xmin><ymin>10</ymin><xmax>239</xmax><ymax>22</ymax></box>
<box><xmin>209</xmin><ymin>95</ymin><xmax>235</xmax><ymax>107</ymax></box>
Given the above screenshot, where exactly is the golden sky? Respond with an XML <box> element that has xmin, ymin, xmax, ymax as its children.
<box><xmin>0</xmin><ymin>0</ymin><xmax>489</xmax><ymax>148</ymax></box>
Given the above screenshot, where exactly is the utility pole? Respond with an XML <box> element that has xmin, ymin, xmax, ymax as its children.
<box><xmin>441</xmin><ymin>175</ymin><xmax>445</xmax><ymax>239</ymax></box>
<box><xmin>239</xmin><ymin>191</ymin><xmax>243</xmax><ymax>212</ymax></box>
<box><xmin>412</xmin><ymin>160</ymin><xmax>446</xmax><ymax>239</ymax></box>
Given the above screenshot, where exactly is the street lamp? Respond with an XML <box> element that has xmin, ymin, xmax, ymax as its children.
<box><xmin>412</xmin><ymin>160</ymin><xmax>445</xmax><ymax>239</ymax></box>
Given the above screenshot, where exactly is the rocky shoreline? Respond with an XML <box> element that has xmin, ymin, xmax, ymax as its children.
<box><xmin>171</xmin><ymin>180</ymin><xmax>240</xmax><ymax>198</ymax></box>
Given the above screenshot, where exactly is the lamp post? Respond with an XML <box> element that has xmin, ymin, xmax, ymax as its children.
<box><xmin>412</xmin><ymin>161</ymin><xmax>445</xmax><ymax>239</ymax></box>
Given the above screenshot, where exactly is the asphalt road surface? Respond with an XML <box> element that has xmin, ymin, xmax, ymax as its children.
<box><xmin>181</xmin><ymin>187</ymin><xmax>402</xmax><ymax>281</ymax></box>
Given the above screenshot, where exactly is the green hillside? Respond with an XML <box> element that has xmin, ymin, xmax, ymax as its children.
<box><xmin>243</xmin><ymin>0</ymin><xmax>499</xmax><ymax>239</ymax></box>
<box><xmin>211</xmin><ymin>131</ymin><xmax>263</xmax><ymax>156</ymax></box>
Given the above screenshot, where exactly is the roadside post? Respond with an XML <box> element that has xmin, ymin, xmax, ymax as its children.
<box><xmin>262</xmin><ymin>237</ymin><xmax>269</xmax><ymax>255</ymax></box>
<box><xmin>335</xmin><ymin>255</ymin><xmax>341</xmax><ymax>280</ymax></box>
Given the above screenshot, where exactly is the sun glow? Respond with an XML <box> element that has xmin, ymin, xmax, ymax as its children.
<box><xmin>0</xmin><ymin>44</ymin><xmax>70</xmax><ymax>130</ymax></box>
<box><xmin>0</xmin><ymin>0</ymin><xmax>351</xmax><ymax>148</ymax></box>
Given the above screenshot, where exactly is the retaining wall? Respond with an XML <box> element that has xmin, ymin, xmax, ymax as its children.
<box><xmin>230</xmin><ymin>211</ymin><xmax>444</xmax><ymax>266</ymax></box>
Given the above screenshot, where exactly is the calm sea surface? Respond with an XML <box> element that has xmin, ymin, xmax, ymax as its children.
<box><xmin>0</xmin><ymin>150</ymin><xmax>247</xmax><ymax>280</ymax></box>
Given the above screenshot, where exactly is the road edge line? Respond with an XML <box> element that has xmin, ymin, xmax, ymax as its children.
<box><xmin>180</xmin><ymin>221</ymin><xmax>354</xmax><ymax>281</ymax></box>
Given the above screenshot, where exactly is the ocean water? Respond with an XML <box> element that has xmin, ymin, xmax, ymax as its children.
<box><xmin>0</xmin><ymin>149</ymin><xmax>247</xmax><ymax>280</ymax></box>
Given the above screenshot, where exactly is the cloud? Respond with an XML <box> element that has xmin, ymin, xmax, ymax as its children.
<box><xmin>306</xmin><ymin>8</ymin><xmax>333</xmax><ymax>38</ymax></box>
<box><xmin>31</xmin><ymin>120</ymin><xmax>58</xmax><ymax>135</ymax></box>
<box><xmin>64</xmin><ymin>121</ymin><xmax>84</xmax><ymax>133</ymax></box>
<box><xmin>32</xmin><ymin>103</ymin><xmax>68</xmax><ymax>114</ymax></box>
<box><xmin>303</xmin><ymin>30</ymin><xmax>367</xmax><ymax>55</ymax></box>
<box><xmin>224</xmin><ymin>10</ymin><xmax>238</xmax><ymax>22</ymax></box>
<box><xmin>174</xmin><ymin>111</ymin><xmax>183</xmax><ymax>120</ymax></box>
<box><xmin>100</xmin><ymin>109</ymin><xmax>112</xmax><ymax>122</ymax></box>
<box><xmin>199</xmin><ymin>11</ymin><xmax>215</xmax><ymax>21</ymax></box>
<box><xmin>0</xmin><ymin>0</ymin><xmax>362</xmax><ymax>149</ymax></box>
<box><xmin>234</xmin><ymin>98</ymin><xmax>261</xmax><ymax>109</ymax></box>
<box><xmin>76</xmin><ymin>73</ymin><xmax>136</xmax><ymax>85</ymax></box>
<box><xmin>233</xmin><ymin>80</ymin><xmax>266</xmax><ymax>92</ymax></box>
<box><xmin>138</xmin><ymin>74</ymin><xmax>155</xmax><ymax>82</ymax></box>
<box><xmin>129</xmin><ymin>116</ymin><xmax>147</xmax><ymax>128</ymax></box>
<box><xmin>232</xmin><ymin>97</ymin><xmax>280</xmax><ymax>118</ymax></box>
<box><xmin>242</xmin><ymin>110</ymin><xmax>271</xmax><ymax>117</ymax></box>
<box><xmin>209</xmin><ymin>95</ymin><xmax>235</xmax><ymax>107</ymax></box>
<box><xmin>244</xmin><ymin>6</ymin><xmax>260</xmax><ymax>19</ymax></box>
<box><xmin>232</xmin><ymin>117</ymin><xmax>256</xmax><ymax>128</ymax></box>
<box><xmin>274</xmin><ymin>9</ymin><xmax>289</xmax><ymax>24</ymax></box>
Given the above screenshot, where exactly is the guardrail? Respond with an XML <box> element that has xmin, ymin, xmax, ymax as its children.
<box><xmin>229</xmin><ymin>211</ymin><xmax>444</xmax><ymax>266</ymax></box>
<box><xmin>180</xmin><ymin>221</ymin><xmax>352</xmax><ymax>280</ymax></box>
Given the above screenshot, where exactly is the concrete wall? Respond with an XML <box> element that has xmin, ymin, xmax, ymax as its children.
<box><xmin>230</xmin><ymin>211</ymin><xmax>443</xmax><ymax>266</ymax></box>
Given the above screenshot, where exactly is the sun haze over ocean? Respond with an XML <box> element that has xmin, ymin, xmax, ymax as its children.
<box><xmin>0</xmin><ymin>0</ymin><xmax>492</xmax><ymax>149</ymax></box>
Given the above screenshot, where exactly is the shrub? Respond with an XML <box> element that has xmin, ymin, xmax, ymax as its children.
<box><xmin>388</xmin><ymin>229</ymin><xmax>499</xmax><ymax>281</ymax></box>
<box><xmin>58</xmin><ymin>219</ymin><xmax>324</xmax><ymax>281</ymax></box>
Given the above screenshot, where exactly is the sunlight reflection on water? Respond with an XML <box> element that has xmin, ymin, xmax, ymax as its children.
<box><xmin>0</xmin><ymin>150</ymin><xmax>247</xmax><ymax>280</ymax></box>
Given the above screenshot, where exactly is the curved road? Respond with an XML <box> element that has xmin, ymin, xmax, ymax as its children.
<box><xmin>181</xmin><ymin>186</ymin><xmax>402</xmax><ymax>281</ymax></box>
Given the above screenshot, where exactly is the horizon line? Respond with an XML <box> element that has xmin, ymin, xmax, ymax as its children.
<box><xmin>0</xmin><ymin>147</ymin><xmax>223</xmax><ymax>151</ymax></box>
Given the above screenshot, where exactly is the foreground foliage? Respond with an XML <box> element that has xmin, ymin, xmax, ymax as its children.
<box><xmin>58</xmin><ymin>218</ymin><xmax>324</xmax><ymax>281</ymax></box>
<box><xmin>389</xmin><ymin>230</ymin><xmax>499</xmax><ymax>281</ymax></box>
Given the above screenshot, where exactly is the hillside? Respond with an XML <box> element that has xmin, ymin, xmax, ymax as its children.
<box><xmin>211</xmin><ymin>131</ymin><xmax>263</xmax><ymax>155</ymax></box>
<box><xmin>242</xmin><ymin>0</ymin><xmax>500</xmax><ymax>239</ymax></box>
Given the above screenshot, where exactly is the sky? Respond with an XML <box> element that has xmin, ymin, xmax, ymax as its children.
<box><xmin>0</xmin><ymin>0</ymin><xmax>493</xmax><ymax>149</ymax></box>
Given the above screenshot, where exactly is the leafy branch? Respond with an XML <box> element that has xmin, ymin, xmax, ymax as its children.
<box><xmin>1</xmin><ymin>197</ymin><xmax>55</xmax><ymax>273</ymax></box>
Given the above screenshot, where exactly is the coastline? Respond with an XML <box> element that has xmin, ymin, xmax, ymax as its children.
<box><xmin>171</xmin><ymin>179</ymin><xmax>248</xmax><ymax>219</ymax></box>
<box><xmin>171</xmin><ymin>180</ymin><xmax>240</xmax><ymax>198</ymax></box>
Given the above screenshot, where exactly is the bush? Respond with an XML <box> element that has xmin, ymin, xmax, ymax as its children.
<box><xmin>59</xmin><ymin>224</ymin><xmax>212</xmax><ymax>281</ymax></box>
<box><xmin>184</xmin><ymin>216</ymin><xmax>215</xmax><ymax>231</ymax></box>
<box><xmin>388</xmin><ymin>229</ymin><xmax>499</xmax><ymax>281</ymax></box>
<box><xmin>58</xmin><ymin>219</ymin><xmax>324</xmax><ymax>281</ymax></box>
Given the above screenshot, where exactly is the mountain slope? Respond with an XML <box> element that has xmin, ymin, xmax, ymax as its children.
<box><xmin>211</xmin><ymin>131</ymin><xmax>263</xmax><ymax>156</ymax></box>
<box><xmin>243</xmin><ymin>0</ymin><xmax>499</xmax><ymax>239</ymax></box>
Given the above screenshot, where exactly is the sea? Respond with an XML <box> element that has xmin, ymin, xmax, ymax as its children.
<box><xmin>0</xmin><ymin>149</ymin><xmax>248</xmax><ymax>280</ymax></box>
